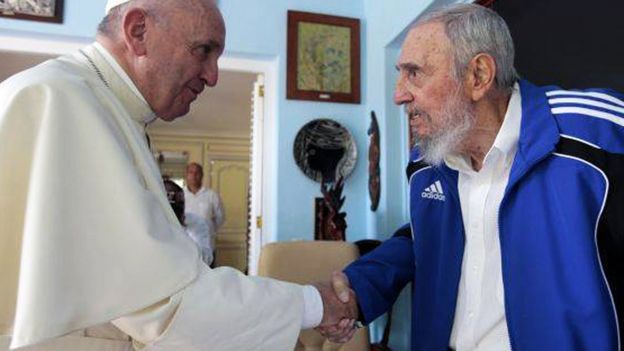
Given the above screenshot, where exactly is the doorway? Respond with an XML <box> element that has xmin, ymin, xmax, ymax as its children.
<box><xmin>149</xmin><ymin>70</ymin><xmax>259</xmax><ymax>273</ymax></box>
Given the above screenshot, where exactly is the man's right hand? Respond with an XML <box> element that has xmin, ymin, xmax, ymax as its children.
<box><xmin>314</xmin><ymin>271</ymin><xmax>360</xmax><ymax>343</ymax></box>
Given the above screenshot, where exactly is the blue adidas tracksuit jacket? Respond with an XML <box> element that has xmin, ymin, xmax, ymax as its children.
<box><xmin>344</xmin><ymin>80</ymin><xmax>623</xmax><ymax>350</ymax></box>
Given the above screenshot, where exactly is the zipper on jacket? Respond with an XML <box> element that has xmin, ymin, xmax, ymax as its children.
<box><xmin>497</xmin><ymin>148</ymin><xmax>555</xmax><ymax>351</ymax></box>
<box><xmin>497</xmin><ymin>202</ymin><xmax>515</xmax><ymax>351</ymax></box>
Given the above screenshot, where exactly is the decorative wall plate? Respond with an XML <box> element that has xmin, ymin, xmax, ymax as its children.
<box><xmin>293</xmin><ymin>118</ymin><xmax>357</xmax><ymax>183</ymax></box>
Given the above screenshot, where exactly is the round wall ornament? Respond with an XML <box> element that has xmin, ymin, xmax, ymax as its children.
<box><xmin>293</xmin><ymin>118</ymin><xmax>357</xmax><ymax>184</ymax></box>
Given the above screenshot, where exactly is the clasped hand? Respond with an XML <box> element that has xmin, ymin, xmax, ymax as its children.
<box><xmin>312</xmin><ymin>271</ymin><xmax>360</xmax><ymax>343</ymax></box>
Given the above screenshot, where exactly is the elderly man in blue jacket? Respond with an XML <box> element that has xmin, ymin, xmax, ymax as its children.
<box><xmin>320</xmin><ymin>3</ymin><xmax>623</xmax><ymax>350</ymax></box>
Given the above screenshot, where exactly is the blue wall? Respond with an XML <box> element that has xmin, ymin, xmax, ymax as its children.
<box><xmin>0</xmin><ymin>0</ymin><xmax>104</xmax><ymax>38</ymax></box>
<box><xmin>362</xmin><ymin>0</ymin><xmax>441</xmax><ymax>241</ymax></box>
<box><xmin>218</xmin><ymin>0</ymin><xmax>368</xmax><ymax>243</ymax></box>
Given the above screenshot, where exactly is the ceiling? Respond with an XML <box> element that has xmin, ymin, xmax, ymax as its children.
<box><xmin>0</xmin><ymin>50</ymin><xmax>257</xmax><ymax>137</ymax></box>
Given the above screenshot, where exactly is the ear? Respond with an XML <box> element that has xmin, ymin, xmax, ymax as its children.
<box><xmin>465</xmin><ymin>53</ymin><xmax>497</xmax><ymax>101</ymax></box>
<box><xmin>122</xmin><ymin>8</ymin><xmax>149</xmax><ymax>56</ymax></box>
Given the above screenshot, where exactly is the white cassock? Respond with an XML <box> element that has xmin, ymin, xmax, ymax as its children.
<box><xmin>184</xmin><ymin>213</ymin><xmax>214</xmax><ymax>266</ymax></box>
<box><xmin>0</xmin><ymin>43</ymin><xmax>312</xmax><ymax>350</ymax></box>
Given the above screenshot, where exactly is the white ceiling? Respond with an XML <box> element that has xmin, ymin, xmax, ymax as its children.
<box><xmin>0</xmin><ymin>50</ymin><xmax>256</xmax><ymax>137</ymax></box>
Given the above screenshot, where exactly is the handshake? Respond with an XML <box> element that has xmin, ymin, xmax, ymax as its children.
<box><xmin>312</xmin><ymin>271</ymin><xmax>360</xmax><ymax>343</ymax></box>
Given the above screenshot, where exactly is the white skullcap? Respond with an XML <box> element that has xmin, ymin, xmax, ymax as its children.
<box><xmin>105</xmin><ymin>0</ymin><xmax>133</xmax><ymax>14</ymax></box>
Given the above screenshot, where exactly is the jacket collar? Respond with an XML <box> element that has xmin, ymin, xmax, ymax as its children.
<box><xmin>506</xmin><ymin>79</ymin><xmax>560</xmax><ymax>189</ymax></box>
<box><xmin>407</xmin><ymin>80</ymin><xmax>560</xmax><ymax>188</ymax></box>
<box><xmin>416</xmin><ymin>80</ymin><xmax>560</xmax><ymax>197</ymax></box>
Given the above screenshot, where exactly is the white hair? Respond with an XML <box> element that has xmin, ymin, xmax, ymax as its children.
<box><xmin>417</xmin><ymin>3</ymin><xmax>518</xmax><ymax>92</ymax></box>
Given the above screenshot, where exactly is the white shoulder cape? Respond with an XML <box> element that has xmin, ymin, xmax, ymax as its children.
<box><xmin>0</xmin><ymin>44</ymin><xmax>302</xmax><ymax>350</ymax></box>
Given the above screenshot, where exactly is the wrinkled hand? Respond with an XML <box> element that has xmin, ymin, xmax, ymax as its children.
<box><xmin>314</xmin><ymin>271</ymin><xmax>359</xmax><ymax>343</ymax></box>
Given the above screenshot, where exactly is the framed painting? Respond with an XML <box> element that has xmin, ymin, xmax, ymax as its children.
<box><xmin>287</xmin><ymin>10</ymin><xmax>360</xmax><ymax>104</ymax></box>
<box><xmin>0</xmin><ymin>0</ymin><xmax>64</xmax><ymax>23</ymax></box>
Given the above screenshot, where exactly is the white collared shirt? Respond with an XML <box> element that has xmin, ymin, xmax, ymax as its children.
<box><xmin>183</xmin><ymin>186</ymin><xmax>225</xmax><ymax>246</ymax></box>
<box><xmin>447</xmin><ymin>84</ymin><xmax>522</xmax><ymax>351</ymax></box>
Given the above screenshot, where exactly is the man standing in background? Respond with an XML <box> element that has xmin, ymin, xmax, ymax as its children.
<box><xmin>184</xmin><ymin>162</ymin><xmax>225</xmax><ymax>266</ymax></box>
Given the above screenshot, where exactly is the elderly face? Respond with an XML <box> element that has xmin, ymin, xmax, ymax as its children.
<box><xmin>141</xmin><ymin>0</ymin><xmax>225</xmax><ymax>120</ymax></box>
<box><xmin>394</xmin><ymin>22</ymin><xmax>475</xmax><ymax>164</ymax></box>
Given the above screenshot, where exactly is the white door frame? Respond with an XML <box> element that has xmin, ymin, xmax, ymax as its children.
<box><xmin>0</xmin><ymin>30</ymin><xmax>277</xmax><ymax>275</ymax></box>
<box><xmin>247</xmin><ymin>75</ymin><xmax>265</xmax><ymax>276</ymax></box>
<box><xmin>200</xmin><ymin>56</ymin><xmax>278</xmax><ymax>276</ymax></box>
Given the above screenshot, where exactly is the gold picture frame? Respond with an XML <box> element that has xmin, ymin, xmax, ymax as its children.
<box><xmin>0</xmin><ymin>0</ymin><xmax>64</xmax><ymax>23</ymax></box>
<box><xmin>287</xmin><ymin>10</ymin><xmax>360</xmax><ymax>104</ymax></box>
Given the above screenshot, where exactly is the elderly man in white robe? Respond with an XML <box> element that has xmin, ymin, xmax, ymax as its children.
<box><xmin>0</xmin><ymin>0</ymin><xmax>357</xmax><ymax>350</ymax></box>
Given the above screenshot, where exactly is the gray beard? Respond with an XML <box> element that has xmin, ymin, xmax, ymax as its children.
<box><xmin>413</xmin><ymin>89</ymin><xmax>475</xmax><ymax>166</ymax></box>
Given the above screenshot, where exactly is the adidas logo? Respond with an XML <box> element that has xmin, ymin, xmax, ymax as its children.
<box><xmin>421</xmin><ymin>180</ymin><xmax>446</xmax><ymax>201</ymax></box>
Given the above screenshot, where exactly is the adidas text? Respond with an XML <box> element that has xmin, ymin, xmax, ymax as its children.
<box><xmin>421</xmin><ymin>191</ymin><xmax>446</xmax><ymax>201</ymax></box>
<box><xmin>421</xmin><ymin>180</ymin><xmax>446</xmax><ymax>201</ymax></box>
